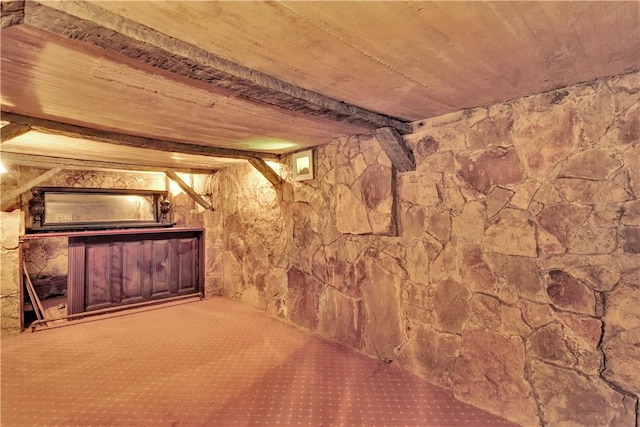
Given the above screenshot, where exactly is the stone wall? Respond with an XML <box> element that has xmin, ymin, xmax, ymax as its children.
<box><xmin>213</xmin><ymin>72</ymin><xmax>639</xmax><ymax>426</ymax></box>
<box><xmin>1</xmin><ymin>210</ymin><xmax>25</xmax><ymax>335</ymax></box>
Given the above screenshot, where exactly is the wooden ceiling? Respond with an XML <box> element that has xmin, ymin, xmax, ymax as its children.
<box><xmin>1</xmin><ymin>1</ymin><xmax>639</xmax><ymax>172</ymax></box>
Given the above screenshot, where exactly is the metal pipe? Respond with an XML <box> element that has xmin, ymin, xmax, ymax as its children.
<box><xmin>30</xmin><ymin>293</ymin><xmax>203</xmax><ymax>332</ymax></box>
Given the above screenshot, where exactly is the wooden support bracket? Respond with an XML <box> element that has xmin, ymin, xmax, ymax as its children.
<box><xmin>165</xmin><ymin>171</ymin><xmax>215</xmax><ymax>211</ymax></box>
<box><xmin>1</xmin><ymin>166</ymin><xmax>63</xmax><ymax>209</ymax></box>
<box><xmin>373</xmin><ymin>127</ymin><xmax>416</xmax><ymax>172</ymax></box>
<box><xmin>248</xmin><ymin>158</ymin><xmax>282</xmax><ymax>186</ymax></box>
<box><xmin>1</xmin><ymin>123</ymin><xmax>31</xmax><ymax>142</ymax></box>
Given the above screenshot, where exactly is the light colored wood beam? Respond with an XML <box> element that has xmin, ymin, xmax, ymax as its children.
<box><xmin>165</xmin><ymin>171</ymin><xmax>215</xmax><ymax>212</ymax></box>
<box><xmin>0</xmin><ymin>152</ymin><xmax>216</xmax><ymax>174</ymax></box>
<box><xmin>1</xmin><ymin>123</ymin><xmax>31</xmax><ymax>142</ymax></box>
<box><xmin>23</xmin><ymin>1</ymin><xmax>412</xmax><ymax>134</ymax></box>
<box><xmin>248</xmin><ymin>158</ymin><xmax>282</xmax><ymax>186</ymax></box>
<box><xmin>2</xmin><ymin>112</ymin><xmax>279</xmax><ymax>161</ymax></box>
<box><xmin>373</xmin><ymin>127</ymin><xmax>416</xmax><ymax>172</ymax></box>
<box><xmin>1</xmin><ymin>166</ymin><xmax>62</xmax><ymax>209</ymax></box>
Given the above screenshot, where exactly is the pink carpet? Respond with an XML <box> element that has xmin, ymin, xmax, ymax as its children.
<box><xmin>2</xmin><ymin>297</ymin><xmax>517</xmax><ymax>426</ymax></box>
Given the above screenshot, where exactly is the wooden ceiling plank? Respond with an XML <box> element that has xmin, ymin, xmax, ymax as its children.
<box><xmin>1</xmin><ymin>122</ymin><xmax>31</xmax><ymax>142</ymax></box>
<box><xmin>23</xmin><ymin>1</ymin><xmax>412</xmax><ymax>134</ymax></box>
<box><xmin>373</xmin><ymin>127</ymin><xmax>415</xmax><ymax>173</ymax></box>
<box><xmin>0</xmin><ymin>165</ymin><xmax>62</xmax><ymax>209</ymax></box>
<box><xmin>0</xmin><ymin>152</ymin><xmax>216</xmax><ymax>174</ymax></box>
<box><xmin>164</xmin><ymin>171</ymin><xmax>214</xmax><ymax>212</ymax></box>
<box><xmin>2</xmin><ymin>112</ymin><xmax>279</xmax><ymax>161</ymax></box>
<box><xmin>0</xmin><ymin>26</ymin><xmax>364</xmax><ymax>152</ymax></box>
<box><xmin>248</xmin><ymin>158</ymin><xmax>282</xmax><ymax>186</ymax></box>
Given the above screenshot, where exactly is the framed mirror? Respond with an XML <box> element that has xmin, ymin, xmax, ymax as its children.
<box><xmin>29</xmin><ymin>187</ymin><xmax>172</xmax><ymax>231</ymax></box>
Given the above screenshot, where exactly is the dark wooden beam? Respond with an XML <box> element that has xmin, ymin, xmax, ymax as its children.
<box><xmin>22</xmin><ymin>1</ymin><xmax>412</xmax><ymax>134</ymax></box>
<box><xmin>2</xmin><ymin>112</ymin><xmax>279</xmax><ymax>161</ymax></box>
<box><xmin>373</xmin><ymin>127</ymin><xmax>416</xmax><ymax>172</ymax></box>
<box><xmin>165</xmin><ymin>171</ymin><xmax>215</xmax><ymax>211</ymax></box>
<box><xmin>1</xmin><ymin>123</ymin><xmax>31</xmax><ymax>142</ymax></box>
<box><xmin>0</xmin><ymin>152</ymin><xmax>217</xmax><ymax>174</ymax></box>
<box><xmin>248</xmin><ymin>158</ymin><xmax>283</xmax><ymax>186</ymax></box>
<box><xmin>0</xmin><ymin>1</ymin><xmax>24</xmax><ymax>29</ymax></box>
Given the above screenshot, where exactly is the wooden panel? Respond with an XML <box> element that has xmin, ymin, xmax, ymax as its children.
<box><xmin>67</xmin><ymin>229</ymin><xmax>203</xmax><ymax>313</ymax></box>
<box><xmin>67</xmin><ymin>238</ymin><xmax>85</xmax><ymax>315</ymax></box>
<box><xmin>139</xmin><ymin>239</ymin><xmax>153</xmax><ymax>300</ymax></box>
<box><xmin>109</xmin><ymin>242</ymin><xmax>123</xmax><ymax>304</ymax></box>
<box><xmin>122</xmin><ymin>241</ymin><xmax>143</xmax><ymax>304</ymax></box>
<box><xmin>168</xmin><ymin>239</ymin><xmax>180</xmax><ymax>295</ymax></box>
<box><xmin>177</xmin><ymin>238</ymin><xmax>198</xmax><ymax>294</ymax></box>
<box><xmin>85</xmin><ymin>243</ymin><xmax>112</xmax><ymax>311</ymax></box>
<box><xmin>151</xmin><ymin>239</ymin><xmax>171</xmax><ymax>297</ymax></box>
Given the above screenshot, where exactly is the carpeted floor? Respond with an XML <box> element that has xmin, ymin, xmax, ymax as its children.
<box><xmin>1</xmin><ymin>297</ymin><xmax>517</xmax><ymax>427</ymax></box>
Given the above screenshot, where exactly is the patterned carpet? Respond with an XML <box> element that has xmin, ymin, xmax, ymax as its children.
<box><xmin>1</xmin><ymin>297</ymin><xmax>517</xmax><ymax>427</ymax></box>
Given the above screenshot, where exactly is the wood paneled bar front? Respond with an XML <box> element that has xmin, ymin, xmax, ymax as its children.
<box><xmin>20</xmin><ymin>228</ymin><xmax>204</xmax><ymax>328</ymax></box>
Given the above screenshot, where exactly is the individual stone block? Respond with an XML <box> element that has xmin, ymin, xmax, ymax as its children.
<box><xmin>457</xmin><ymin>146</ymin><xmax>525</xmax><ymax>194</ymax></box>
<box><xmin>318</xmin><ymin>287</ymin><xmax>364</xmax><ymax>349</ymax></box>
<box><xmin>363</xmin><ymin>260</ymin><xmax>404</xmax><ymax>361</ymax></box>
<box><xmin>561</xmin><ymin>148</ymin><xmax>623</xmax><ymax>179</ymax></box>
<box><xmin>531</xmin><ymin>359</ymin><xmax>636</xmax><ymax>427</ymax></box>
<box><xmin>486</xmin><ymin>186</ymin><xmax>513</xmax><ymax>218</ymax></box>
<box><xmin>620</xmin><ymin>226</ymin><xmax>640</xmax><ymax>253</ymax></box>
<box><xmin>454</xmin><ymin>329</ymin><xmax>539</xmax><ymax>426</ymax></box>
<box><xmin>452</xmin><ymin>201</ymin><xmax>485</xmax><ymax>242</ymax></box>
<box><xmin>430</xmin><ymin>278</ymin><xmax>470</xmax><ymax>334</ymax></box>
<box><xmin>512</xmin><ymin>102</ymin><xmax>576</xmax><ymax>180</ymax></box>
<box><xmin>537</xmin><ymin>203</ymin><xmax>591</xmax><ymax>246</ymax></box>
<box><xmin>460</xmin><ymin>244</ymin><xmax>496</xmax><ymax>293</ymax></box>
<box><xmin>286</xmin><ymin>267</ymin><xmax>320</xmax><ymax>331</ymax></box>
<box><xmin>487</xmin><ymin>253</ymin><xmax>546</xmax><ymax>301</ymax></box>
<box><xmin>545</xmin><ymin>270</ymin><xmax>597</xmax><ymax>316</ymax></box>
<box><xmin>527</xmin><ymin>322</ymin><xmax>576</xmax><ymax>366</ymax></box>
<box><xmin>335</xmin><ymin>136</ymin><xmax>396</xmax><ymax>236</ymax></box>
<box><xmin>467</xmin><ymin>293</ymin><xmax>501</xmax><ymax>330</ymax></box>
<box><xmin>484</xmin><ymin>208</ymin><xmax>537</xmax><ymax>257</ymax></box>
<box><xmin>568</xmin><ymin>226</ymin><xmax>617</xmax><ymax>254</ymax></box>
<box><xmin>397</xmin><ymin>326</ymin><xmax>461</xmax><ymax>388</ymax></box>
<box><xmin>555</xmin><ymin>178</ymin><xmax>633</xmax><ymax>204</ymax></box>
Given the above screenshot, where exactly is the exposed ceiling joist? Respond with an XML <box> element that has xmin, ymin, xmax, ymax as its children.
<box><xmin>373</xmin><ymin>127</ymin><xmax>416</xmax><ymax>172</ymax></box>
<box><xmin>1</xmin><ymin>122</ymin><xmax>31</xmax><ymax>142</ymax></box>
<box><xmin>1</xmin><ymin>112</ymin><xmax>279</xmax><ymax>161</ymax></box>
<box><xmin>165</xmin><ymin>171</ymin><xmax>214</xmax><ymax>212</ymax></box>
<box><xmin>13</xmin><ymin>1</ymin><xmax>412</xmax><ymax>134</ymax></box>
<box><xmin>0</xmin><ymin>152</ymin><xmax>216</xmax><ymax>175</ymax></box>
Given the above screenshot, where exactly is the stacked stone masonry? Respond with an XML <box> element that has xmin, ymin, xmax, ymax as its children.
<box><xmin>213</xmin><ymin>72</ymin><xmax>639</xmax><ymax>427</ymax></box>
<box><xmin>1</xmin><ymin>72</ymin><xmax>638</xmax><ymax>426</ymax></box>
